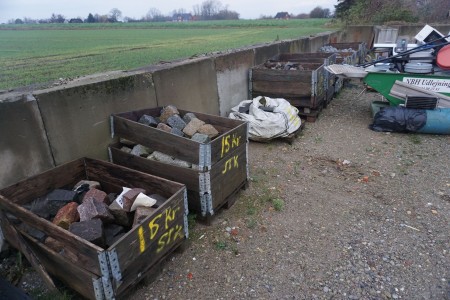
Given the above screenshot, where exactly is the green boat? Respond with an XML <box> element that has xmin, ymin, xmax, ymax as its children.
<box><xmin>363</xmin><ymin>72</ymin><xmax>450</xmax><ymax>106</ymax></box>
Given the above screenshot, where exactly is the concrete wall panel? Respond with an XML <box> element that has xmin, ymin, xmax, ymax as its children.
<box><xmin>215</xmin><ymin>50</ymin><xmax>254</xmax><ymax>116</ymax></box>
<box><xmin>0</xmin><ymin>94</ymin><xmax>54</xmax><ymax>188</ymax></box>
<box><xmin>34</xmin><ymin>71</ymin><xmax>156</xmax><ymax>165</ymax></box>
<box><xmin>253</xmin><ymin>43</ymin><xmax>280</xmax><ymax>65</ymax></box>
<box><xmin>153</xmin><ymin>58</ymin><xmax>220</xmax><ymax>115</ymax></box>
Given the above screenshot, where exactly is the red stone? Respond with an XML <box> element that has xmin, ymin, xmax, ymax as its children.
<box><xmin>52</xmin><ymin>202</ymin><xmax>80</xmax><ymax>230</ymax></box>
<box><xmin>82</xmin><ymin>188</ymin><xmax>108</xmax><ymax>204</ymax></box>
<box><xmin>122</xmin><ymin>188</ymin><xmax>146</xmax><ymax>212</ymax></box>
<box><xmin>132</xmin><ymin>206</ymin><xmax>157</xmax><ymax>227</ymax></box>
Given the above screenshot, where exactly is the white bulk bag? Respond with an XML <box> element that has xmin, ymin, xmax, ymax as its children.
<box><xmin>229</xmin><ymin>96</ymin><xmax>301</xmax><ymax>141</ymax></box>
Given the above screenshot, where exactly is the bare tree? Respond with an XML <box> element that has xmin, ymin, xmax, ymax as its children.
<box><xmin>200</xmin><ymin>0</ymin><xmax>222</xmax><ymax>20</ymax></box>
<box><xmin>109</xmin><ymin>8</ymin><xmax>122</xmax><ymax>22</ymax></box>
<box><xmin>145</xmin><ymin>8</ymin><xmax>162</xmax><ymax>21</ymax></box>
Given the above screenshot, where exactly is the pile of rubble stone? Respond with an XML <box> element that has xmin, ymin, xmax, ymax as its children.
<box><xmin>319</xmin><ymin>45</ymin><xmax>356</xmax><ymax>53</ymax></box>
<box><xmin>21</xmin><ymin>181</ymin><xmax>166</xmax><ymax>250</ymax></box>
<box><xmin>119</xmin><ymin>105</ymin><xmax>220</xmax><ymax>169</ymax></box>
<box><xmin>264</xmin><ymin>61</ymin><xmax>305</xmax><ymax>70</ymax></box>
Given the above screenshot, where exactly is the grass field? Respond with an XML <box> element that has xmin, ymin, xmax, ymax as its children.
<box><xmin>0</xmin><ymin>19</ymin><xmax>338</xmax><ymax>90</ymax></box>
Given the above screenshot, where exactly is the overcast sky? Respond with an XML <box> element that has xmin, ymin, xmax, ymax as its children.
<box><xmin>0</xmin><ymin>0</ymin><xmax>337</xmax><ymax>23</ymax></box>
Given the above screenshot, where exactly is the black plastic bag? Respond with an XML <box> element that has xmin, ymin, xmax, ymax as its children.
<box><xmin>369</xmin><ymin>107</ymin><xmax>427</xmax><ymax>133</ymax></box>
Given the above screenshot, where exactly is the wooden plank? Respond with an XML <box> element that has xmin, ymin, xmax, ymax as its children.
<box><xmin>210</xmin><ymin>122</ymin><xmax>248</xmax><ymax>167</ymax></box>
<box><xmin>0</xmin><ymin>211</ymin><xmax>58</xmax><ymax>293</ymax></box>
<box><xmin>110</xmin><ymin>190</ymin><xmax>185</xmax><ymax>282</ymax></box>
<box><xmin>115</xmin><ymin>237</ymin><xmax>184</xmax><ymax>297</ymax></box>
<box><xmin>0</xmin><ymin>216</ymin><xmax>100</xmax><ymax>299</ymax></box>
<box><xmin>0</xmin><ymin>194</ymin><xmax>103</xmax><ymax>276</ymax></box>
<box><xmin>0</xmin><ymin>159</ymin><xmax>85</xmax><ymax>206</ymax></box>
<box><xmin>209</xmin><ymin>145</ymin><xmax>248</xmax><ymax>211</ymax></box>
<box><xmin>112</xmin><ymin>114</ymin><xmax>201</xmax><ymax>165</ymax></box>
<box><xmin>252</xmin><ymin>81</ymin><xmax>312</xmax><ymax>97</ymax></box>
<box><xmin>85</xmin><ymin>158</ymin><xmax>184</xmax><ymax>198</ymax></box>
<box><xmin>109</xmin><ymin>146</ymin><xmax>201</xmax><ymax>192</ymax></box>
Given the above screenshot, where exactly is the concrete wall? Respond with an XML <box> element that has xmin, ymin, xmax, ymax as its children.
<box><xmin>0</xmin><ymin>94</ymin><xmax>54</xmax><ymax>188</ymax></box>
<box><xmin>4</xmin><ymin>25</ymin><xmax>432</xmax><ymax>188</ymax></box>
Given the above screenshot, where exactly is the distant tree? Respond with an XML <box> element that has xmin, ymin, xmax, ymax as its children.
<box><xmin>192</xmin><ymin>4</ymin><xmax>201</xmax><ymax>18</ymax></box>
<box><xmin>258</xmin><ymin>14</ymin><xmax>273</xmax><ymax>19</ymax></box>
<box><xmin>50</xmin><ymin>13</ymin><xmax>65</xmax><ymax>23</ymax></box>
<box><xmin>216</xmin><ymin>8</ymin><xmax>239</xmax><ymax>20</ymax></box>
<box><xmin>310</xmin><ymin>6</ymin><xmax>329</xmax><ymax>18</ymax></box>
<box><xmin>86</xmin><ymin>13</ymin><xmax>96</xmax><ymax>23</ymax></box>
<box><xmin>296</xmin><ymin>13</ymin><xmax>310</xmax><ymax>19</ymax></box>
<box><xmin>14</xmin><ymin>18</ymin><xmax>24</xmax><ymax>24</ymax></box>
<box><xmin>145</xmin><ymin>8</ymin><xmax>163</xmax><ymax>21</ymax></box>
<box><xmin>109</xmin><ymin>8</ymin><xmax>122</xmax><ymax>22</ymax></box>
<box><xmin>200</xmin><ymin>0</ymin><xmax>222</xmax><ymax>20</ymax></box>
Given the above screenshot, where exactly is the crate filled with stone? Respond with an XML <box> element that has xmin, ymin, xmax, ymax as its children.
<box><xmin>0</xmin><ymin>158</ymin><xmax>187</xmax><ymax>300</ymax></box>
<box><xmin>249</xmin><ymin>60</ymin><xmax>327</xmax><ymax>111</ymax></box>
<box><xmin>110</xmin><ymin>105</ymin><xmax>248</xmax><ymax>223</ymax></box>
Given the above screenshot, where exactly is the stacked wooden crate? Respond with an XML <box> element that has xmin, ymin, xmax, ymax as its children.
<box><xmin>0</xmin><ymin>158</ymin><xmax>188</xmax><ymax>299</ymax></box>
<box><xmin>110</xmin><ymin>107</ymin><xmax>248</xmax><ymax>224</ymax></box>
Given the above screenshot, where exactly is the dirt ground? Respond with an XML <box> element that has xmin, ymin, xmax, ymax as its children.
<box><xmin>2</xmin><ymin>80</ymin><xmax>450</xmax><ymax>299</ymax></box>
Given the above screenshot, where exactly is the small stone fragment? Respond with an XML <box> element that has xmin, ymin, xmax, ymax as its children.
<box><xmin>119</xmin><ymin>138</ymin><xmax>136</xmax><ymax>146</ymax></box>
<box><xmin>131</xmin><ymin>144</ymin><xmax>151</xmax><ymax>157</ymax></box>
<box><xmin>148</xmin><ymin>151</ymin><xmax>174</xmax><ymax>164</ymax></box>
<box><xmin>160</xmin><ymin>105</ymin><xmax>179</xmax><ymax>123</ymax></box>
<box><xmin>122</xmin><ymin>188</ymin><xmax>147</xmax><ymax>212</ymax></box>
<box><xmin>167</xmin><ymin>114</ymin><xmax>187</xmax><ymax>130</ymax></box>
<box><xmin>157</xmin><ymin>123</ymin><xmax>172</xmax><ymax>133</ymax></box>
<box><xmin>138</xmin><ymin>114</ymin><xmax>159</xmax><ymax>127</ymax></box>
<box><xmin>69</xmin><ymin>219</ymin><xmax>105</xmax><ymax>248</ymax></box>
<box><xmin>191</xmin><ymin>133</ymin><xmax>211</xmax><ymax>144</ymax></box>
<box><xmin>182</xmin><ymin>112</ymin><xmax>197</xmax><ymax>124</ymax></box>
<box><xmin>82</xmin><ymin>188</ymin><xmax>108</xmax><ymax>204</ymax></box>
<box><xmin>52</xmin><ymin>202</ymin><xmax>80</xmax><ymax>230</ymax></box>
<box><xmin>133</xmin><ymin>206</ymin><xmax>157</xmax><ymax>227</ymax></box>
<box><xmin>77</xmin><ymin>198</ymin><xmax>114</xmax><ymax>223</ymax></box>
<box><xmin>120</xmin><ymin>146</ymin><xmax>132</xmax><ymax>153</ymax></box>
<box><xmin>183</xmin><ymin>118</ymin><xmax>206</xmax><ymax>137</ymax></box>
<box><xmin>198</xmin><ymin>124</ymin><xmax>219</xmax><ymax>139</ymax></box>
<box><xmin>171</xmin><ymin>127</ymin><xmax>185</xmax><ymax>137</ymax></box>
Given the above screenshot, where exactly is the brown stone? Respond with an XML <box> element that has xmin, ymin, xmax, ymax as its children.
<box><xmin>157</xmin><ymin>122</ymin><xmax>172</xmax><ymax>133</ymax></box>
<box><xmin>198</xmin><ymin>124</ymin><xmax>219</xmax><ymax>139</ymax></box>
<box><xmin>159</xmin><ymin>105</ymin><xmax>179</xmax><ymax>123</ymax></box>
<box><xmin>52</xmin><ymin>202</ymin><xmax>80</xmax><ymax>230</ymax></box>
<box><xmin>183</xmin><ymin>118</ymin><xmax>206</xmax><ymax>137</ymax></box>
<box><xmin>133</xmin><ymin>206</ymin><xmax>157</xmax><ymax>227</ymax></box>
<box><xmin>122</xmin><ymin>188</ymin><xmax>146</xmax><ymax>212</ymax></box>
<box><xmin>82</xmin><ymin>188</ymin><xmax>108</xmax><ymax>204</ymax></box>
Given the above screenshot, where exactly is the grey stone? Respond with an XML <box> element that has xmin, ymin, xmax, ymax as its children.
<box><xmin>109</xmin><ymin>200</ymin><xmax>133</xmax><ymax>227</ymax></box>
<box><xmin>191</xmin><ymin>133</ymin><xmax>211</xmax><ymax>144</ymax></box>
<box><xmin>157</xmin><ymin>123</ymin><xmax>172</xmax><ymax>133</ymax></box>
<box><xmin>160</xmin><ymin>105</ymin><xmax>179</xmax><ymax>123</ymax></box>
<box><xmin>183</xmin><ymin>112</ymin><xmax>197</xmax><ymax>124</ymax></box>
<box><xmin>148</xmin><ymin>151</ymin><xmax>174</xmax><ymax>164</ymax></box>
<box><xmin>27</xmin><ymin>197</ymin><xmax>51</xmax><ymax>219</ymax></box>
<box><xmin>167</xmin><ymin>114</ymin><xmax>187</xmax><ymax>130</ymax></box>
<box><xmin>45</xmin><ymin>189</ymin><xmax>79</xmax><ymax>216</ymax></box>
<box><xmin>77</xmin><ymin>197</ymin><xmax>114</xmax><ymax>223</ymax></box>
<box><xmin>138</xmin><ymin>114</ymin><xmax>159</xmax><ymax>127</ymax></box>
<box><xmin>172</xmin><ymin>158</ymin><xmax>192</xmax><ymax>168</ymax></box>
<box><xmin>69</xmin><ymin>219</ymin><xmax>105</xmax><ymax>248</ymax></box>
<box><xmin>183</xmin><ymin>118</ymin><xmax>205</xmax><ymax>137</ymax></box>
<box><xmin>120</xmin><ymin>146</ymin><xmax>132</xmax><ymax>153</ymax></box>
<box><xmin>131</xmin><ymin>144</ymin><xmax>151</xmax><ymax>157</ymax></box>
<box><xmin>171</xmin><ymin>127</ymin><xmax>185</xmax><ymax>137</ymax></box>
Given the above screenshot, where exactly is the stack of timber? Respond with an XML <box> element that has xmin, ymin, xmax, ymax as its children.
<box><xmin>110</xmin><ymin>108</ymin><xmax>249</xmax><ymax>224</ymax></box>
<box><xmin>0</xmin><ymin>158</ymin><xmax>188</xmax><ymax>299</ymax></box>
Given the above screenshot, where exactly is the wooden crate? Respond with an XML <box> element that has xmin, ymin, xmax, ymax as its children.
<box><xmin>324</xmin><ymin>42</ymin><xmax>367</xmax><ymax>65</ymax></box>
<box><xmin>268</xmin><ymin>52</ymin><xmax>337</xmax><ymax>103</ymax></box>
<box><xmin>110</xmin><ymin>108</ymin><xmax>249</xmax><ymax>219</ymax></box>
<box><xmin>0</xmin><ymin>158</ymin><xmax>188</xmax><ymax>299</ymax></box>
<box><xmin>249</xmin><ymin>62</ymin><xmax>327</xmax><ymax>109</ymax></box>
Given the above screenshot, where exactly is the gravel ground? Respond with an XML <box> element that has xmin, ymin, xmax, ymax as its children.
<box><xmin>2</xmin><ymin>80</ymin><xmax>449</xmax><ymax>299</ymax></box>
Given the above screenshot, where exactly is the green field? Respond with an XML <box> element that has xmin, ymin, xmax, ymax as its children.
<box><xmin>0</xmin><ymin>19</ymin><xmax>337</xmax><ymax>90</ymax></box>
